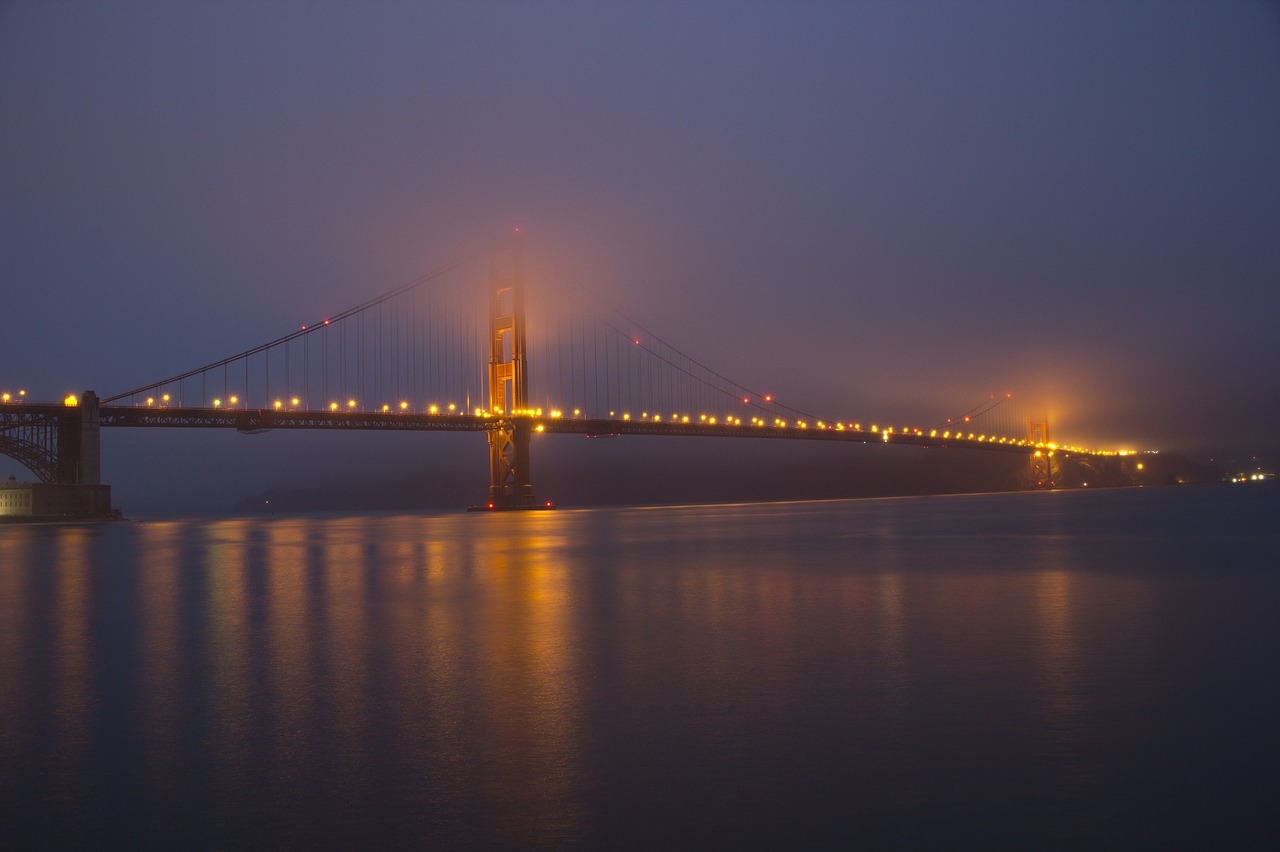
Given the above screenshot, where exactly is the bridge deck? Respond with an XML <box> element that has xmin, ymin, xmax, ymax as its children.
<box><xmin>96</xmin><ymin>406</ymin><xmax>1045</xmax><ymax>455</ymax></box>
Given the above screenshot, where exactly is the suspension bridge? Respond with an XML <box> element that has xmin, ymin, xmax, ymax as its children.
<box><xmin>1</xmin><ymin>240</ymin><xmax>1128</xmax><ymax>516</ymax></box>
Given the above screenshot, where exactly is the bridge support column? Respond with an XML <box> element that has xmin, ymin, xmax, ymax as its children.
<box><xmin>54</xmin><ymin>391</ymin><xmax>101</xmax><ymax>486</ymax></box>
<box><xmin>1028</xmin><ymin>418</ymin><xmax>1055</xmax><ymax>488</ymax></box>
<box><xmin>477</xmin><ymin>242</ymin><xmax>548</xmax><ymax>510</ymax></box>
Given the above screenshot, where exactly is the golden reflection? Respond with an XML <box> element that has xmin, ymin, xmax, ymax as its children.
<box><xmin>1032</xmin><ymin>564</ymin><xmax>1158</xmax><ymax>760</ymax></box>
<box><xmin>377</xmin><ymin>518</ymin><xmax>441</xmax><ymax>780</ymax></box>
<box><xmin>138</xmin><ymin>520</ymin><xmax>187</xmax><ymax>789</ymax></box>
<box><xmin>323</xmin><ymin>521</ymin><xmax>374</xmax><ymax>814</ymax></box>
<box><xmin>52</xmin><ymin>528</ymin><xmax>92</xmax><ymax>809</ymax></box>
<box><xmin>204</xmin><ymin>519</ymin><xmax>253</xmax><ymax>787</ymax></box>
<box><xmin>124</xmin><ymin>509</ymin><xmax>592</xmax><ymax>843</ymax></box>
<box><xmin>414</xmin><ymin>519</ymin><xmax>471</xmax><ymax>797</ymax></box>
<box><xmin>1035</xmin><ymin>568</ymin><xmax>1084</xmax><ymax>754</ymax></box>
<box><xmin>264</xmin><ymin>518</ymin><xmax>314</xmax><ymax>792</ymax></box>
<box><xmin>875</xmin><ymin>570</ymin><xmax>910</xmax><ymax>716</ymax></box>
<box><xmin>0</xmin><ymin>527</ymin><xmax>34</xmax><ymax>768</ymax></box>
<box><xmin>471</xmin><ymin>515</ymin><xmax>584</xmax><ymax>842</ymax></box>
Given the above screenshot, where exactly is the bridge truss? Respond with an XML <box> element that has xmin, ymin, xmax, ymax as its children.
<box><xmin>0</xmin><ymin>395</ymin><xmax>102</xmax><ymax>486</ymax></box>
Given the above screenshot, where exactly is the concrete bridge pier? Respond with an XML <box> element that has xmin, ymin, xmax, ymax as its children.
<box><xmin>57</xmin><ymin>391</ymin><xmax>102</xmax><ymax>486</ymax></box>
<box><xmin>0</xmin><ymin>391</ymin><xmax>113</xmax><ymax>519</ymax></box>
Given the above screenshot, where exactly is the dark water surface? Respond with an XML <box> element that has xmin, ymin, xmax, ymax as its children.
<box><xmin>3</xmin><ymin>485</ymin><xmax>1278</xmax><ymax>849</ymax></box>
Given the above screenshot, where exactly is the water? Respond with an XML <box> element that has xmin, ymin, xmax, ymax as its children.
<box><xmin>2</xmin><ymin>485</ymin><xmax>1278</xmax><ymax>849</ymax></box>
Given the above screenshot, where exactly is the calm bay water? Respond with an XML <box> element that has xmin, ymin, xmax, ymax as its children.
<box><xmin>2</xmin><ymin>485</ymin><xmax>1278</xmax><ymax>849</ymax></box>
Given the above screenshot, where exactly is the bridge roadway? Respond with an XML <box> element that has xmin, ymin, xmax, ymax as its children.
<box><xmin>96</xmin><ymin>405</ymin><xmax>1043</xmax><ymax>455</ymax></box>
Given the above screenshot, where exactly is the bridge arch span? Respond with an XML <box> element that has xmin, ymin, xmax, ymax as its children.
<box><xmin>0</xmin><ymin>393</ymin><xmax>101</xmax><ymax>486</ymax></box>
<box><xmin>0</xmin><ymin>434</ymin><xmax>58</xmax><ymax>483</ymax></box>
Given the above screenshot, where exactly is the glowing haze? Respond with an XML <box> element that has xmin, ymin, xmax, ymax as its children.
<box><xmin>1</xmin><ymin>1</ymin><xmax>1277</xmax><ymax>513</ymax></box>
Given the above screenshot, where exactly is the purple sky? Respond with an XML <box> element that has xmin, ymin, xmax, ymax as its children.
<box><xmin>2</xmin><ymin>1</ymin><xmax>1278</xmax><ymax>512</ymax></box>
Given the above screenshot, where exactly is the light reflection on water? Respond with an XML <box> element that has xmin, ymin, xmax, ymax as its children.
<box><xmin>0</xmin><ymin>526</ymin><xmax>30</xmax><ymax>772</ymax></box>
<box><xmin>1035</xmin><ymin>568</ymin><xmax>1086</xmax><ymax>762</ymax></box>
<box><xmin>51</xmin><ymin>529</ymin><xmax>92</xmax><ymax>813</ymax></box>
<box><xmin>1</xmin><ymin>485</ymin><xmax>1278</xmax><ymax>848</ymax></box>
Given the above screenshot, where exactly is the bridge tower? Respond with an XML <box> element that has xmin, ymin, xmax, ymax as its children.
<box><xmin>480</xmin><ymin>241</ymin><xmax>545</xmax><ymax>509</ymax></box>
<box><xmin>1028</xmin><ymin>418</ymin><xmax>1054</xmax><ymax>487</ymax></box>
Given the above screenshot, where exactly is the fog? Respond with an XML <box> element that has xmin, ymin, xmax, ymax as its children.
<box><xmin>2</xmin><ymin>1</ymin><xmax>1277</xmax><ymax>512</ymax></box>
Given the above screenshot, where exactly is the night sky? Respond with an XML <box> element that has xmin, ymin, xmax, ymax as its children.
<box><xmin>2</xmin><ymin>1</ymin><xmax>1277</xmax><ymax>514</ymax></box>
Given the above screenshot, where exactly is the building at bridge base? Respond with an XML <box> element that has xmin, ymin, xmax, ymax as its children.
<box><xmin>0</xmin><ymin>479</ymin><xmax>113</xmax><ymax>520</ymax></box>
